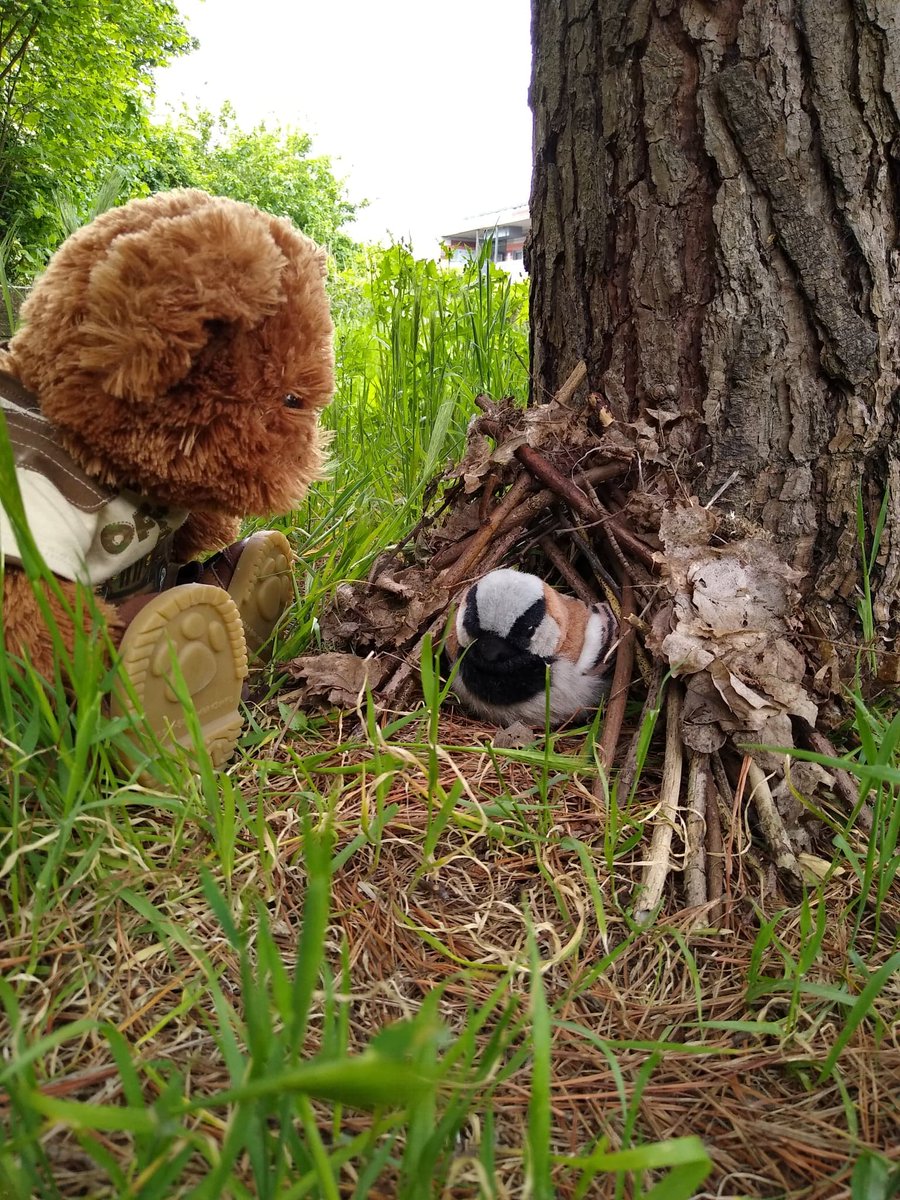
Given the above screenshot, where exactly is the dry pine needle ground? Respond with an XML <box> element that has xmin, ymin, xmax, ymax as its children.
<box><xmin>2</xmin><ymin>700</ymin><xmax>898</xmax><ymax>1198</ymax></box>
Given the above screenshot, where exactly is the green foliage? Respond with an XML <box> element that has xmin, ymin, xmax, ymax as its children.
<box><xmin>851</xmin><ymin>1151</ymin><xmax>900</xmax><ymax>1200</ymax></box>
<box><xmin>330</xmin><ymin>242</ymin><xmax>528</xmax><ymax>499</ymax></box>
<box><xmin>141</xmin><ymin>103</ymin><xmax>359</xmax><ymax>262</ymax></box>
<box><xmin>0</xmin><ymin>221</ymin><xmax>17</xmax><ymax>333</ymax></box>
<box><xmin>0</xmin><ymin>0</ymin><xmax>192</xmax><ymax>277</ymax></box>
<box><xmin>1</xmin><ymin>12</ymin><xmax>357</xmax><ymax>278</ymax></box>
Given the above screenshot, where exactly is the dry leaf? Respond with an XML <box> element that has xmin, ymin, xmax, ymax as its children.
<box><xmin>656</xmin><ymin>501</ymin><xmax>818</xmax><ymax>751</ymax></box>
<box><xmin>319</xmin><ymin>569</ymin><xmax>450</xmax><ymax>652</ymax></box>
<box><xmin>429</xmin><ymin>498</ymin><xmax>484</xmax><ymax>548</ymax></box>
<box><xmin>798</xmin><ymin>852</ymin><xmax>844</xmax><ymax>883</ymax></box>
<box><xmin>285</xmin><ymin>652</ymin><xmax>388</xmax><ymax>709</ymax></box>
<box><xmin>681</xmin><ymin>675</ymin><xmax>730</xmax><ymax>752</ymax></box>
<box><xmin>492</xmin><ymin>721</ymin><xmax>536</xmax><ymax>749</ymax></box>
<box><xmin>448</xmin><ymin>418</ymin><xmax>525</xmax><ymax>491</ymax></box>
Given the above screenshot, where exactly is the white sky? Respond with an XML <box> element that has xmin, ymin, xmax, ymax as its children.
<box><xmin>153</xmin><ymin>0</ymin><xmax>534</xmax><ymax>256</ymax></box>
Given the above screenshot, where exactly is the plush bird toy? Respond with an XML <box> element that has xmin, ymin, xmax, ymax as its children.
<box><xmin>447</xmin><ymin>568</ymin><xmax>618</xmax><ymax>726</ymax></box>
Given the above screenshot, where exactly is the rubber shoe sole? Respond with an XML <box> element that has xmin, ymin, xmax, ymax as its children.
<box><xmin>226</xmin><ymin>530</ymin><xmax>294</xmax><ymax>660</ymax></box>
<box><xmin>112</xmin><ymin>583</ymin><xmax>248</xmax><ymax>768</ymax></box>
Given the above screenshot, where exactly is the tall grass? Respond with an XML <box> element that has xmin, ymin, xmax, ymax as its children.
<box><xmin>263</xmin><ymin>242</ymin><xmax>528</xmax><ymax>661</ymax></box>
<box><xmin>328</xmin><ymin>241</ymin><xmax>527</xmax><ymax>499</ymax></box>
<box><xmin>1</xmin><ymin>223</ymin><xmax>19</xmax><ymax>336</ymax></box>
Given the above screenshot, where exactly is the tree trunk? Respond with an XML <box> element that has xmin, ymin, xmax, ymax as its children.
<box><xmin>528</xmin><ymin>0</ymin><xmax>900</xmax><ymax>661</ymax></box>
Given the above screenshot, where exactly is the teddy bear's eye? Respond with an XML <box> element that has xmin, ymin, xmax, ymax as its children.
<box><xmin>284</xmin><ymin>393</ymin><xmax>303</xmax><ymax>409</ymax></box>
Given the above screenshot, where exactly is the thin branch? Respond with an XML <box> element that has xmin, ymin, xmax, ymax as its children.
<box><xmin>705</xmin><ymin>774</ymin><xmax>725</xmax><ymax>925</ymax></box>
<box><xmin>431</xmin><ymin>484</ymin><xmax>561</xmax><ymax>571</ymax></box>
<box><xmin>746</xmin><ymin>759</ymin><xmax>802</xmax><ymax>887</ymax></box>
<box><xmin>578</xmin><ymin>462</ymin><xmax>631</xmax><ymax>487</ymax></box>
<box><xmin>634</xmin><ymin>682</ymin><xmax>684</xmax><ymax>924</ymax></box>
<box><xmin>557</xmin><ymin>515</ymin><xmax>621</xmax><ymax>602</ymax></box>
<box><xmin>552</xmin><ymin>359</ymin><xmax>588</xmax><ymax>406</ymax></box>
<box><xmin>478</xmin><ymin>472</ymin><xmax>499</xmax><ymax>524</ymax></box>
<box><xmin>616</xmin><ymin>664</ymin><xmax>666</xmax><ymax>802</ymax></box>
<box><xmin>511</xmin><ymin>443</ymin><xmax>659</xmax><ymax>573</ymax></box>
<box><xmin>379</xmin><ymin>611</ymin><xmax>448</xmax><ymax>707</ymax></box>
<box><xmin>594</xmin><ymin>577</ymin><xmax>636</xmax><ymax>774</ymax></box>
<box><xmin>0</xmin><ymin>13</ymin><xmax>38</xmax><ymax>87</ymax></box>
<box><xmin>476</xmin><ymin>521</ymin><xmax>535</xmax><ymax>578</ymax></box>
<box><xmin>711</xmin><ymin>752</ymin><xmax>738</xmax><ymax>905</ymax></box>
<box><xmin>538</xmin><ymin>536</ymin><xmax>598</xmax><ymax>605</ymax></box>
<box><xmin>437</xmin><ymin>473</ymin><xmax>533</xmax><ymax>591</ymax></box>
<box><xmin>684</xmin><ymin>751</ymin><xmax>709</xmax><ymax>912</ymax></box>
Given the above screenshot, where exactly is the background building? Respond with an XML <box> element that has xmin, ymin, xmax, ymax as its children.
<box><xmin>441</xmin><ymin>204</ymin><xmax>530</xmax><ymax>280</ymax></box>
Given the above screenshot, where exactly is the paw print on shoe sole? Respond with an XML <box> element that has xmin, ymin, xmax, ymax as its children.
<box><xmin>228</xmin><ymin>530</ymin><xmax>295</xmax><ymax>659</ymax></box>
<box><xmin>113</xmin><ymin>583</ymin><xmax>248</xmax><ymax>768</ymax></box>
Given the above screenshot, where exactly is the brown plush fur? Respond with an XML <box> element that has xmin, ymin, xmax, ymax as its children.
<box><xmin>173</xmin><ymin>512</ymin><xmax>242</xmax><ymax>563</ymax></box>
<box><xmin>543</xmin><ymin>584</ymin><xmax>590</xmax><ymax>662</ymax></box>
<box><xmin>2</xmin><ymin>188</ymin><xmax>334</xmax><ymax>679</ymax></box>
<box><xmin>3</xmin><ymin>572</ymin><xmax>123</xmax><ymax>677</ymax></box>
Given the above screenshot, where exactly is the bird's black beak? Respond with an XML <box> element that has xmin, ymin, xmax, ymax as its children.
<box><xmin>471</xmin><ymin>632</ymin><xmax>512</xmax><ymax>665</ymax></box>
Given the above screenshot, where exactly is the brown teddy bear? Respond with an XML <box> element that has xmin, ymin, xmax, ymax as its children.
<box><xmin>0</xmin><ymin>188</ymin><xmax>334</xmax><ymax>766</ymax></box>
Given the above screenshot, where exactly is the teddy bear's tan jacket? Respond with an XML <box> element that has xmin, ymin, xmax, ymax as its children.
<box><xmin>1</xmin><ymin>371</ymin><xmax>187</xmax><ymax>597</ymax></box>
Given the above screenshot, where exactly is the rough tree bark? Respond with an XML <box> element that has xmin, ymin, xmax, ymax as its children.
<box><xmin>528</xmin><ymin>0</ymin><xmax>900</xmax><ymax>666</ymax></box>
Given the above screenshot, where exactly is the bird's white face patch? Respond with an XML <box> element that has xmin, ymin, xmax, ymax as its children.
<box><xmin>456</xmin><ymin>598</ymin><xmax>472</xmax><ymax>647</ymax></box>
<box><xmin>529</xmin><ymin>612</ymin><xmax>561</xmax><ymax>657</ymax></box>
<box><xmin>470</xmin><ymin>569</ymin><xmax>545</xmax><ymax>638</ymax></box>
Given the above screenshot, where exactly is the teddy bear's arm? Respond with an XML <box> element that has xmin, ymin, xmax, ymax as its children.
<box><xmin>173</xmin><ymin>512</ymin><xmax>242</xmax><ymax>563</ymax></box>
<box><xmin>3</xmin><ymin>568</ymin><xmax>124</xmax><ymax>680</ymax></box>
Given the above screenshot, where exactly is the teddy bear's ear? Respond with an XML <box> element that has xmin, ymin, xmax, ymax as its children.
<box><xmin>78</xmin><ymin>201</ymin><xmax>287</xmax><ymax>400</ymax></box>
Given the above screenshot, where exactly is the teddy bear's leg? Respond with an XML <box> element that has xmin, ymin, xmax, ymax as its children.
<box><xmin>111</xmin><ymin>583</ymin><xmax>248</xmax><ymax>768</ymax></box>
<box><xmin>172</xmin><ymin>511</ymin><xmax>242</xmax><ymax>564</ymax></box>
<box><xmin>193</xmin><ymin>530</ymin><xmax>295</xmax><ymax>660</ymax></box>
<box><xmin>3</xmin><ymin>568</ymin><xmax>123</xmax><ymax>680</ymax></box>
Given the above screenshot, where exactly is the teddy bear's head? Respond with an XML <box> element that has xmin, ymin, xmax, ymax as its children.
<box><xmin>5</xmin><ymin>189</ymin><xmax>334</xmax><ymax>516</ymax></box>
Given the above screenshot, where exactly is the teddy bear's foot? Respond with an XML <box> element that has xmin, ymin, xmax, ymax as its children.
<box><xmin>214</xmin><ymin>529</ymin><xmax>295</xmax><ymax>660</ymax></box>
<box><xmin>112</xmin><ymin>583</ymin><xmax>248</xmax><ymax>769</ymax></box>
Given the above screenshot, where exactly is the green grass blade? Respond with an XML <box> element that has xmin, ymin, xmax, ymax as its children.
<box><xmin>817</xmin><ymin>951</ymin><xmax>900</xmax><ymax>1083</ymax></box>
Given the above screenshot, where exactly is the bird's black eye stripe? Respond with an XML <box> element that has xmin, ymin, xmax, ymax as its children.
<box><xmin>463</xmin><ymin>586</ymin><xmax>481</xmax><ymax>636</ymax></box>
<box><xmin>509</xmin><ymin>597</ymin><xmax>545</xmax><ymax>643</ymax></box>
<box><xmin>284</xmin><ymin>393</ymin><xmax>302</xmax><ymax>409</ymax></box>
